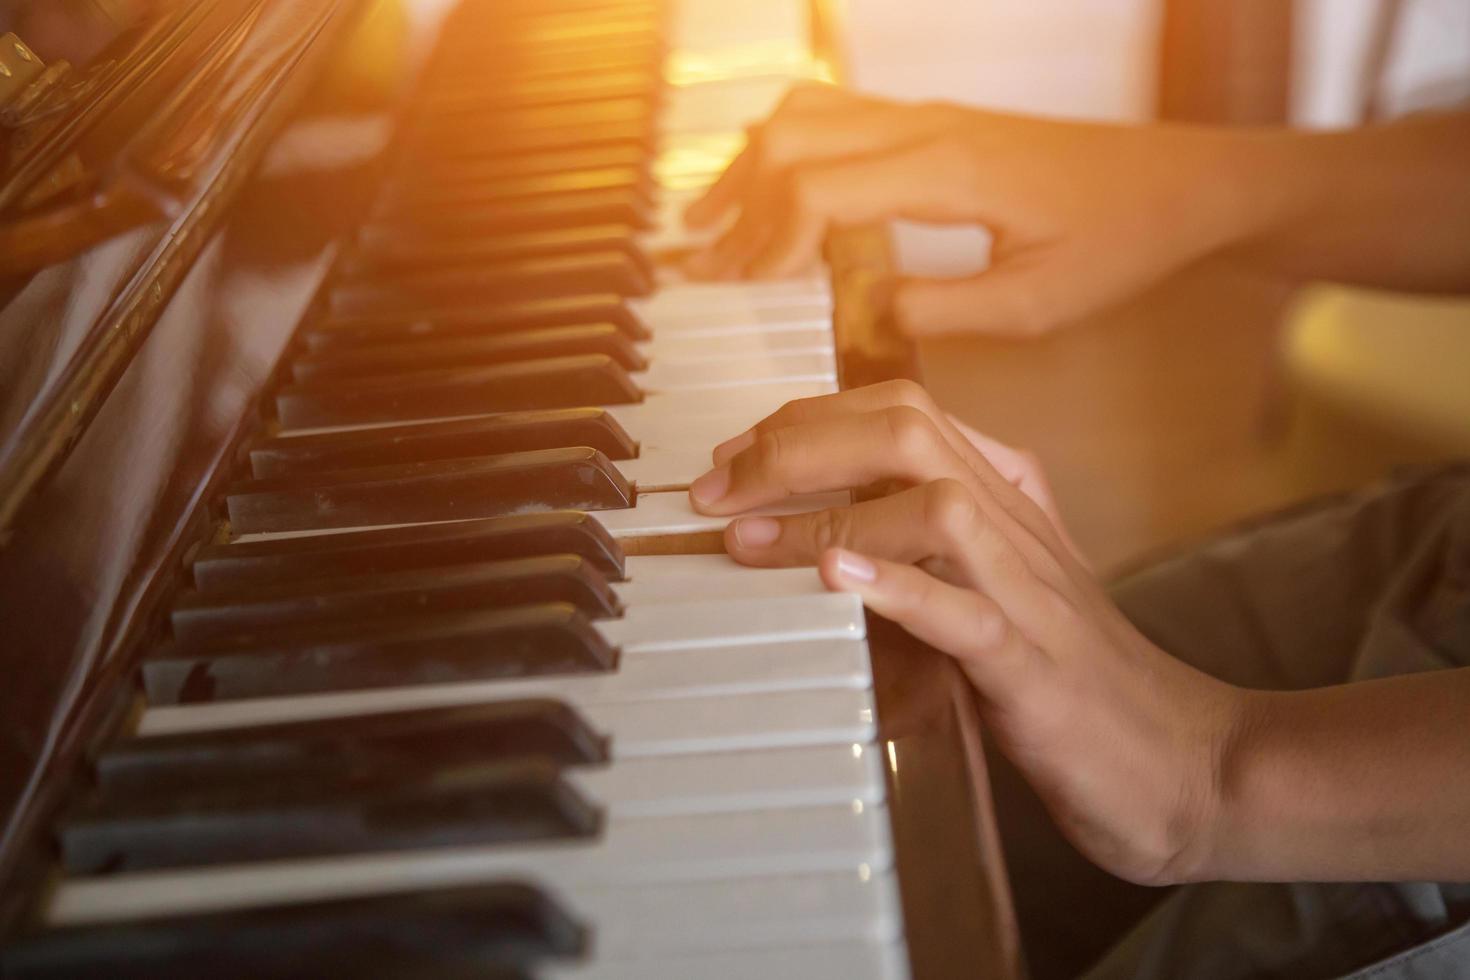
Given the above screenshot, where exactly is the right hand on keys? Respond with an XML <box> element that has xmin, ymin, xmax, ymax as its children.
<box><xmin>688</xmin><ymin>380</ymin><xmax>1250</xmax><ymax>887</ymax></box>
<box><xmin>683</xmin><ymin>84</ymin><xmax>1256</xmax><ymax>339</ymax></box>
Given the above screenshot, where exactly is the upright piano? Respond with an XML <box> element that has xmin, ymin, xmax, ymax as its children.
<box><xmin>0</xmin><ymin>1</ymin><xmax>1019</xmax><ymax>976</ymax></box>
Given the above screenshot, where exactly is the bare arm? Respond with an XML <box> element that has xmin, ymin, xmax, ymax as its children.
<box><xmin>1201</xmin><ymin>668</ymin><xmax>1470</xmax><ymax>882</ymax></box>
<box><xmin>1222</xmin><ymin>111</ymin><xmax>1470</xmax><ymax>294</ymax></box>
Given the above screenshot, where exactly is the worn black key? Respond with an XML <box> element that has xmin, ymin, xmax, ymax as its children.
<box><xmin>171</xmin><ymin>555</ymin><xmax>621</xmax><ymax>647</ymax></box>
<box><xmin>329</xmin><ymin>249</ymin><xmax>654</xmax><ymax>316</ymax></box>
<box><xmin>1</xmin><ymin>883</ymin><xmax>574</xmax><ymax>980</ymax></box>
<box><xmin>410</xmin><ymin>117</ymin><xmax>654</xmax><ymax>163</ymax></box>
<box><xmin>62</xmin><ymin>757</ymin><xmax>599</xmax><ymax>873</ymax></box>
<box><xmin>360</xmin><ymin>189</ymin><xmax>653</xmax><ymax>251</ymax></box>
<box><xmin>193</xmin><ymin>512</ymin><xmax>624</xmax><ymax>593</ymax></box>
<box><xmin>373</xmin><ymin>165</ymin><xmax>653</xmax><ymax>220</ymax></box>
<box><xmin>293</xmin><ymin>325</ymin><xmax>647</xmax><ymax>382</ymax></box>
<box><xmin>227</xmin><ymin>447</ymin><xmax>633</xmax><ymax>534</ymax></box>
<box><xmin>96</xmin><ymin>698</ymin><xmax>609</xmax><ymax>795</ymax></box>
<box><xmin>422</xmin><ymin>68</ymin><xmax>656</xmax><ymax>116</ymax></box>
<box><xmin>347</xmin><ymin>222</ymin><xmax>642</xmax><ymax>276</ymax></box>
<box><xmin>302</xmin><ymin>293</ymin><xmax>649</xmax><ymax>350</ymax></box>
<box><xmin>274</xmin><ymin>355</ymin><xmax>642</xmax><ymax>429</ymax></box>
<box><xmin>250</xmin><ymin>409</ymin><xmax>638</xmax><ymax>477</ymax></box>
<box><xmin>391</xmin><ymin>143</ymin><xmax>647</xmax><ymax>194</ymax></box>
<box><xmin>143</xmin><ymin>602</ymin><xmax>618</xmax><ymax>704</ymax></box>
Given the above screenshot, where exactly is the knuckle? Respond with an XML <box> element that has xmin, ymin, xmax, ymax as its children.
<box><xmin>807</xmin><ymin>506</ymin><xmax>853</xmax><ymax>553</ymax></box>
<box><xmin>878</xmin><ymin>378</ymin><xmax>931</xmax><ymax>411</ymax></box>
<box><xmin>752</xmin><ymin>430</ymin><xmax>785</xmax><ymax>472</ymax></box>
<box><xmin>922</xmin><ymin>479</ymin><xmax>980</xmax><ymax>539</ymax></box>
<box><xmin>882</xmin><ymin>404</ymin><xmax>940</xmax><ymax>463</ymax></box>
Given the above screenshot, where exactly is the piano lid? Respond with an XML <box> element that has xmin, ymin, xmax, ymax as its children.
<box><xmin>0</xmin><ymin>0</ymin><xmax>366</xmax><ymax>538</ymax></box>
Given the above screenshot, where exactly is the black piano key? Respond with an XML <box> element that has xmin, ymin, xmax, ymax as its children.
<box><xmin>389</xmin><ymin>142</ymin><xmax>648</xmax><ymax>193</ymax></box>
<box><xmin>170</xmin><ymin>554</ymin><xmax>621</xmax><ymax>647</ymax></box>
<box><xmin>143</xmin><ymin>602</ymin><xmax>619</xmax><ymax>704</ymax></box>
<box><xmin>273</xmin><ymin>355</ymin><xmax>643</xmax><ymax>429</ymax></box>
<box><xmin>0</xmin><ymin>883</ymin><xmax>576</xmax><ymax>980</ymax></box>
<box><xmin>347</xmin><ymin>222</ymin><xmax>642</xmax><ymax>276</ymax></box>
<box><xmin>226</xmin><ymin>447</ymin><xmax>633</xmax><ymax>534</ymax></box>
<box><xmin>302</xmin><ymin>293</ymin><xmax>650</xmax><ymax>350</ymax></box>
<box><xmin>359</xmin><ymin>189</ymin><xmax>653</xmax><ymax>251</ymax></box>
<box><xmin>373</xmin><ymin>165</ymin><xmax>652</xmax><ymax>220</ymax></box>
<box><xmin>192</xmin><ymin>512</ymin><xmax>625</xmax><ymax>593</ymax></box>
<box><xmin>329</xmin><ymin>248</ymin><xmax>654</xmax><ymax>316</ymax></box>
<box><xmin>421</xmin><ymin>68</ymin><xmax>657</xmax><ymax>114</ymax></box>
<box><xmin>292</xmin><ymin>325</ymin><xmax>647</xmax><ymax>382</ymax></box>
<box><xmin>62</xmin><ymin>757</ymin><xmax>600</xmax><ymax>873</ymax></box>
<box><xmin>96</xmin><ymin>698</ymin><xmax>609</xmax><ymax>795</ymax></box>
<box><xmin>249</xmin><ymin>408</ymin><xmax>637</xmax><ymax>477</ymax></box>
<box><xmin>410</xmin><ymin>117</ymin><xmax>655</xmax><ymax>163</ymax></box>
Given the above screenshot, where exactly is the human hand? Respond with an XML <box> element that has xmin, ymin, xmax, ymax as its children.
<box><xmin>684</xmin><ymin>84</ymin><xmax>1251</xmax><ymax>338</ymax></box>
<box><xmin>689</xmin><ymin>381</ymin><xmax>1245</xmax><ymax>885</ymax></box>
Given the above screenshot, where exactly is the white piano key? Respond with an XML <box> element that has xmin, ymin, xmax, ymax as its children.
<box><xmin>631</xmin><ymin>279</ymin><xmax>832</xmax><ymax>321</ymax></box>
<box><xmin>590</xmin><ymin>687</ymin><xmax>877</xmax><ymax>758</ymax></box>
<box><xmin>225</xmin><ymin>486</ymin><xmax>848</xmax><ymax>546</ymax></box>
<box><xmin>633</xmin><ymin>350</ymin><xmax>836</xmax><ymax>392</ymax></box>
<box><xmin>639</xmin><ymin>187</ymin><xmax>720</xmax><ymax>253</ymax></box>
<box><xmin>140</xmin><ymin>673</ymin><xmax>879</xmax><ymax>747</ymax></box>
<box><xmin>48</xmin><ymin>802</ymin><xmax>893</xmax><ymax>926</ymax></box>
<box><xmin>618</xmin><ymin>448</ymin><xmax>708</xmax><ymax>489</ymax></box>
<box><xmin>643</xmin><ymin>326</ymin><xmax>833</xmax><ymax>361</ymax></box>
<box><xmin>564</xmin><ymin>869</ymin><xmax>904</xmax><ymax>958</ymax></box>
<box><xmin>354</xmin><ymin>637</ymin><xmax>871</xmax><ymax>713</ymax></box>
<box><xmin>617</xmin><ymin>554</ymin><xmax>825</xmax><ymax>603</ymax></box>
<box><xmin>150</xmin><ymin>640</ymin><xmax>871</xmax><ymax>737</ymax></box>
<box><xmin>572</xmin><ymin>742</ymin><xmax>885</xmax><ymax>818</ymax></box>
<box><xmin>593</xmin><ymin>489</ymin><xmax>849</xmax><ymax>538</ymax></box>
<box><xmin>638</xmin><ymin>300</ymin><xmax>832</xmax><ymax>337</ymax></box>
<box><xmin>610</xmin><ymin>380</ymin><xmax>830</xmax><ymax>450</ymax></box>
<box><xmin>596</xmin><ymin>592</ymin><xmax>864</xmax><ymax>652</ymax></box>
<box><xmin>548</xmin><ymin>941</ymin><xmax>911</xmax><ymax>980</ymax></box>
<box><xmin>660</xmin><ymin>76</ymin><xmax>799</xmax><ymax>135</ymax></box>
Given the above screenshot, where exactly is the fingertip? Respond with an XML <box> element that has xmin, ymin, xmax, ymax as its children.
<box><xmin>688</xmin><ymin>466</ymin><xmax>731</xmax><ymax>511</ymax></box>
<box><xmin>821</xmin><ymin>547</ymin><xmax>877</xmax><ymax>588</ymax></box>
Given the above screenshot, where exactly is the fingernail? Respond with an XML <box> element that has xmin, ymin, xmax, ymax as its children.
<box><xmin>689</xmin><ymin>466</ymin><xmax>730</xmax><ymax>506</ymax></box>
<box><xmin>733</xmin><ymin>517</ymin><xmax>780</xmax><ymax>548</ymax></box>
<box><xmin>832</xmin><ymin>549</ymin><xmax>876</xmax><ymax>584</ymax></box>
<box><xmin>712</xmin><ymin>429</ymin><xmax>756</xmax><ymax>463</ymax></box>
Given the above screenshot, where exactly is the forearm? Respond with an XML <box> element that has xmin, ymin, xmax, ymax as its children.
<box><xmin>1197</xmin><ymin>667</ymin><xmax>1470</xmax><ymax>882</ymax></box>
<box><xmin>1207</xmin><ymin>111</ymin><xmax>1470</xmax><ymax>292</ymax></box>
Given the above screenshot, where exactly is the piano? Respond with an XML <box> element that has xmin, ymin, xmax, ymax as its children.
<box><xmin>0</xmin><ymin>1</ymin><xmax>1019</xmax><ymax>976</ymax></box>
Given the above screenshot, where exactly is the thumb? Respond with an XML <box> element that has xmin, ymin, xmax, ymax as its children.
<box><xmin>893</xmin><ymin>263</ymin><xmax>1067</xmax><ymax>339</ymax></box>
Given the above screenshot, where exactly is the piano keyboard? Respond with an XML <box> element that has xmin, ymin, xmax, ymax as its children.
<box><xmin>0</xmin><ymin>2</ymin><xmax>914</xmax><ymax>978</ymax></box>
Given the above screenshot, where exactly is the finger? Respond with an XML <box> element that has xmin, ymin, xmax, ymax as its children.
<box><xmin>683</xmin><ymin>139</ymin><xmax>755</xmax><ymax>230</ymax></box>
<box><xmin>691</xmin><ymin>405</ymin><xmax>972</xmax><ymax>516</ymax></box>
<box><xmin>746</xmin><ymin>137</ymin><xmax>980</xmax><ymax>279</ymax></box>
<box><xmin>685</xmin><ymin>189</ymin><xmax>783</xmax><ymax>280</ymax></box>
<box><xmin>713</xmin><ymin>380</ymin><xmax>991</xmax><ymax>488</ymax></box>
<box><xmin>820</xmin><ymin>547</ymin><xmax>1041</xmax><ymax>699</ymax></box>
<box><xmin>682</xmin><ymin>84</ymin><xmax>870</xmax><ymax>231</ymax></box>
<box><xmin>705</xmin><ymin>381</ymin><xmax>1076</xmax><ymax>568</ymax></box>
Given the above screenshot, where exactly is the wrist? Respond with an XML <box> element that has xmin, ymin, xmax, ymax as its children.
<box><xmin>1158</xmin><ymin>679</ymin><xmax>1263</xmax><ymax>884</ymax></box>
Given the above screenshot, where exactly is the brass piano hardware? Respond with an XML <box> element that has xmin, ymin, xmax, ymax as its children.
<box><xmin>0</xmin><ymin>0</ymin><xmax>356</xmax><ymax>536</ymax></box>
<box><xmin>0</xmin><ymin>33</ymin><xmax>45</xmax><ymax>105</ymax></box>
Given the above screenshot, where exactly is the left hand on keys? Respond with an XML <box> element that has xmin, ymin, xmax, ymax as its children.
<box><xmin>689</xmin><ymin>380</ymin><xmax>1249</xmax><ymax>886</ymax></box>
